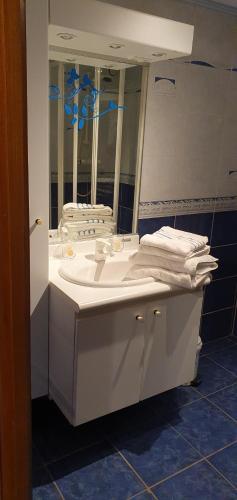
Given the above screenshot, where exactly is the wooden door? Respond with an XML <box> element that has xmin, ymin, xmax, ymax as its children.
<box><xmin>0</xmin><ymin>0</ymin><xmax>31</xmax><ymax>498</ymax></box>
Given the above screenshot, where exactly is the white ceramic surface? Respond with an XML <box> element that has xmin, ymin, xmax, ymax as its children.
<box><xmin>59</xmin><ymin>251</ymin><xmax>154</xmax><ymax>287</ymax></box>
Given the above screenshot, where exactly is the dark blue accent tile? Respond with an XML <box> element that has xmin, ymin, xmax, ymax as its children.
<box><xmin>51</xmin><ymin>183</ymin><xmax>58</xmax><ymax>207</ymax></box>
<box><xmin>210</xmin><ymin>443</ymin><xmax>237</xmax><ymax>488</ymax></box>
<box><xmin>200</xmin><ymin>337</ymin><xmax>235</xmax><ymax>357</ymax></box>
<box><xmin>64</xmin><ymin>182</ymin><xmax>73</xmax><ymax>203</ymax></box>
<box><xmin>211</xmin><ymin>211</ymin><xmax>237</xmax><ymax>246</ymax></box>
<box><xmin>50</xmin><ymin>208</ymin><xmax>58</xmax><ymax>230</ymax></box>
<box><xmin>175</xmin><ymin>212</ymin><xmax>213</xmax><ymax>241</ymax></box>
<box><xmin>195</xmin><ymin>357</ymin><xmax>237</xmax><ymax>396</ymax></box>
<box><xmin>120</xmin><ymin>183</ymin><xmax>135</xmax><ymax>209</ymax></box>
<box><xmin>32</xmin><ymin>467</ymin><xmax>61</xmax><ymax>500</ymax></box>
<box><xmin>200</xmin><ymin>308</ymin><xmax>234</xmax><ymax>343</ymax></box>
<box><xmin>153</xmin><ymin>461</ymin><xmax>237</xmax><ymax>500</ymax></box>
<box><xmin>49</xmin><ymin>442</ymin><xmax>143</xmax><ymax>500</ymax></box>
<box><xmin>138</xmin><ymin>217</ymin><xmax>175</xmax><ymax>238</ymax></box>
<box><xmin>111</xmin><ymin>420</ymin><xmax>200</xmax><ymax>486</ymax></box>
<box><xmin>77</xmin><ymin>182</ymin><xmax>91</xmax><ymax>204</ymax></box>
<box><xmin>147</xmin><ymin>386</ymin><xmax>201</xmax><ymax>420</ymax></box>
<box><xmin>203</xmin><ymin>277</ymin><xmax>237</xmax><ymax>313</ymax></box>
<box><xmin>208</xmin><ymin>382</ymin><xmax>237</xmax><ymax>421</ymax></box>
<box><xmin>119</xmin><ymin>207</ymin><xmax>133</xmax><ymax>233</ymax></box>
<box><xmin>170</xmin><ymin>398</ymin><xmax>237</xmax><ymax>456</ymax></box>
<box><xmin>211</xmin><ymin>245</ymin><xmax>237</xmax><ymax>279</ymax></box>
<box><xmin>97</xmin><ymin>182</ymin><xmax>114</xmax><ymax>207</ymax></box>
<box><xmin>208</xmin><ymin>345</ymin><xmax>237</xmax><ymax>375</ymax></box>
<box><xmin>32</xmin><ymin>398</ymin><xmax>102</xmax><ymax>463</ymax></box>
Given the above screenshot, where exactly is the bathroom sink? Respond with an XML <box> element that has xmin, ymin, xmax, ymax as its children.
<box><xmin>59</xmin><ymin>252</ymin><xmax>154</xmax><ymax>287</ymax></box>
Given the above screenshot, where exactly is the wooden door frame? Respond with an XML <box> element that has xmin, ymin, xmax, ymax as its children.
<box><xmin>0</xmin><ymin>0</ymin><xmax>31</xmax><ymax>499</ymax></box>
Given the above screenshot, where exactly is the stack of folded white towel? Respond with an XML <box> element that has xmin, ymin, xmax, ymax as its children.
<box><xmin>61</xmin><ymin>203</ymin><xmax>115</xmax><ymax>237</ymax></box>
<box><xmin>126</xmin><ymin>226</ymin><xmax>218</xmax><ymax>290</ymax></box>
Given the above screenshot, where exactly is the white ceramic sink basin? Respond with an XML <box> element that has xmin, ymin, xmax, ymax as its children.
<box><xmin>59</xmin><ymin>252</ymin><xmax>154</xmax><ymax>287</ymax></box>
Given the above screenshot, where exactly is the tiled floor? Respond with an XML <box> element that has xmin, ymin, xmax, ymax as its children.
<box><xmin>32</xmin><ymin>336</ymin><xmax>237</xmax><ymax>499</ymax></box>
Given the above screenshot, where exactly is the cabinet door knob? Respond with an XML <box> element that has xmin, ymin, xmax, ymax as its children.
<box><xmin>35</xmin><ymin>218</ymin><xmax>43</xmax><ymax>225</ymax></box>
<box><xmin>154</xmin><ymin>309</ymin><xmax>161</xmax><ymax>316</ymax></box>
<box><xmin>136</xmin><ymin>315</ymin><xmax>144</xmax><ymax>321</ymax></box>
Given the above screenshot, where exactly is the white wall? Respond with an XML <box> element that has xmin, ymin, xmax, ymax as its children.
<box><xmin>102</xmin><ymin>0</ymin><xmax>237</xmax><ymax>205</ymax></box>
<box><xmin>26</xmin><ymin>0</ymin><xmax>49</xmax><ymax>398</ymax></box>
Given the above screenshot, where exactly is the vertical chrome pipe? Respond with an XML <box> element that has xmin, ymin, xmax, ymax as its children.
<box><xmin>113</xmin><ymin>69</ymin><xmax>125</xmax><ymax>230</ymax></box>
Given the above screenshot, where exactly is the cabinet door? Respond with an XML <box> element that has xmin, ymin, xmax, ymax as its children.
<box><xmin>74</xmin><ymin>303</ymin><xmax>145</xmax><ymax>425</ymax></box>
<box><xmin>141</xmin><ymin>291</ymin><xmax>203</xmax><ymax>400</ymax></box>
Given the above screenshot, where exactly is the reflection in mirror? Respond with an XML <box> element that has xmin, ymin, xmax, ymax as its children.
<box><xmin>49</xmin><ymin>58</ymin><xmax>145</xmax><ymax>239</ymax></box>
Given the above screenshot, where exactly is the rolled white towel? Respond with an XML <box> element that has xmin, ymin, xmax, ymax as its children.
<box><xmin>140</xmin><ymin>226</ymin><xmax>208</xmax><ymax>257</ymax></box>
<box><xmin>140</xmin><ymin>244</ymin><xmax>210</xmax><ymax>262</ymax></box>
<box><xmin>130</xmin><ymin>251</ymin><xmax>218</xmax><ymax>276</ymax></box>
<box><xmin>126</xmin><ymin>265</ymin><xmax>211</xmax><ymax>290</ymax></box>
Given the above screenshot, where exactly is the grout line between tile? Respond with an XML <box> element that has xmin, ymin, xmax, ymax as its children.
<box><xmin>209</xmin><ymin>209</ymin><xmax>215</xmax><ymax>245</ymax></box>
<box><xmin>205</xmin><ymin>458</ymin><xmax>237</xmax><ymax>492</ymax></box>
<box><xmin>112</xmin><ymin>445</ymin><xmax>149</xmax><ymax>491</ymax></box>
<box><xmin>193</xmin><ymin>379</ymin><xmax>237</xmax><ymax>399</ymax></box>
<box><xmin>148</xmin><ymin>457</ymin><xmax>205</xmax><ymax>490</ymax></box>
<box><xmin>204</xmin><ymin>439</ymin><xmax>237</xmax><ymax>461</ymax></box>
<box><xmin>204</xmin><ymin>354</ymin><xmax>237</xmax><ymax>377</ymax></box>
<box><xmin>202</xmin><ymin>306</ymin><xmax>234</xmax><ymax>316</ymax></box>
<box><xmin>213</xmin><ymin>275</ymin><xmax>237</xmax><ymax>282</ymax></box>
<box><xmin>40</xmin><ymin>465</ymin><xmax>65</xmax><ymax>500</ymax></box>
<box><xmin>204</xmin><ymin>395</ymin><xmax>237</xmax><ymax>424</ymax></box>
<box><xmin>38</xmin><ymin>437</ymin><xmax>105</xmax><ymax>468</ymax></box>
<box><xmin>211</xmin><ymin>242</ymin><xmax>237</xmax><ymax>249</ymax></box>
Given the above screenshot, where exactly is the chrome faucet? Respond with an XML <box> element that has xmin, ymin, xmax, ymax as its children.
<box><xmin>95</xmin><ymin>238</ymin><xmax>113</xmax><ymax>261</ymax></box>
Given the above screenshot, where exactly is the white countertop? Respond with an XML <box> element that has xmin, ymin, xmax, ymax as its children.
<box><xmin>49</xmin><ymin>236</ymin><xmax>202</xmax><ymax>312</ymax></box>
<box><xmin>49</xmin><ymin>261</ymin><xmax>186</xmax><ymax>312</ymax></box>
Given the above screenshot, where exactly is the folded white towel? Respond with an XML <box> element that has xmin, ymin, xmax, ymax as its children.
<box><xmin>140</xmin><ymin>226</ymin><xmax>208</xmax><ymax>257</ymax></box>
<box><xmin>63</xmin><ymin>203</ymin><xmax>113</xmax><ymax>217</ymax></box>
<box><xmin>126</xmin><ymin>265</ymin><xmax>211</xmax><ymax>290</ymax></box>
<box><xmin>140</xmin><ymin>244</ymin><xmax>210</xmax><ymax>262</ymax></box>
<box><xmin>130</xmin><ymin>251</ymin><xmax>218</xmax><ymax>276</ymax></box>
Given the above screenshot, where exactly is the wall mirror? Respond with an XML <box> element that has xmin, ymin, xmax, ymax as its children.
<box><xmin>49</xmin><ymin>51</ymin><xmax>148</xmax><ymax>237</ymax></box>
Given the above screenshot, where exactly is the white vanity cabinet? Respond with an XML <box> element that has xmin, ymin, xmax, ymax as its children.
<box><xmin>49</xmin><ymin>287</ymin><xmax>203</xmax><ymax>426</ymax></box>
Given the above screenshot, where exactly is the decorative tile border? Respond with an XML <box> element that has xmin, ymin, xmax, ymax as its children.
<box><xmin>139</xmin><ymin>196</ymin><xmax>237</xmax><ymax>219</ymax></box>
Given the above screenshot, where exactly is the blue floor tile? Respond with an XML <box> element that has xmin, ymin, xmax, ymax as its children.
<box><xmin>110</xmin><ymin>420</ymin><xmax>200</xmax><ymax>486</ymax></box>
<box><xmin>200</xmin><ymin>337</ymin><xmax>234</xmax><ymax>356</ymax></box>
<box><xmin>208</xmin><ymin>382</ymin><xmax>237</xmax><ymax>420</ymax></box>
<box><xmin>32</xmin><ymin>467</ymin><xmax>61</xmax><ymax>500</ymax></box>
<box><xmin>131</xmin><ymin>492</ymin><xmax>154</xmax><ymax>499</ymax></box>
<box><xmin>170</xmin><ymin>399</ymin><xmax>237</xmax><ymax>456</ymax></box>
<box><xmin>209</xmin><ymin>345</ymin><xmax>237</xmax><ymax>375</ymax></box>
<box><xmin>153</xmin><ymin>461</ymin><xmax>237</xmax><ymax>499</ymax></box>
<box><xmin>196</xmin><ymin>357</ymin><xmax>237</xmax><ymax>396</ymax></box>
<box><xmin>209</xmin><ymin>442</ymin><xmax>237</xmax><ymax>488</ymax></box>
<box><xmin>49</xmin><ymin>442</ymin><xmax>143</xmax><ymax>500</ymax></box>
<box><xmin>148</xmin><ymin>386</ymin><xmax>201</xmax><ymax>420</ymax></box>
